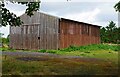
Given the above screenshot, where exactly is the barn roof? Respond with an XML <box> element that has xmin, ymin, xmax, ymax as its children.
<box><xmin>20</xmin><ymin>11</ymin><xmax>101</xmax><ymax>27</ymax></box>
<box><xmin>60</xmin><ymin>18</ymin><xmax>101</xmax><ymax>27</ymax></box>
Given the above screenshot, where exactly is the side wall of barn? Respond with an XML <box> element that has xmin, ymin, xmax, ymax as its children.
<box><xmin>10</xmin><ymin>12</ymin><xmax>59</xmax><ymax>50</ymax></box>
<box><xmin>59</xmin><ymin>19</ymin><xmax>100</xmax><ymax>49</ymax></box>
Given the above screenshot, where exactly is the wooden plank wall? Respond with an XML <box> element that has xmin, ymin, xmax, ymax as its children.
<box><xmin>59</xmin><ymin>19</ymin><xmax>100</xmax><ymax>49</ymax></box>
<box><xmin>10</xmin><ymin>12</ymin><xmax>59</xmax><ymax>50</ymax></box>
<box><xmin>39</xmin><ymin>13</ymin><xmax>59</xmax><ymax>50</ymax></box>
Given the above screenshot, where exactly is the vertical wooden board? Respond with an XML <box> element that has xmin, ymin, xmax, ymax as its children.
<box><xmin>67</xmin><ymin>24</ymin><xmax>70</xmax><ymax>47</ymax></box>
<box><xmin>15</xmin><ymin>27</ymin><xmax>18</xmax><ymax>49</ymax></box>
<box><xmin>51</xmin><ymin>17</ymin><xmax>54</xmax><ymax>49</ymax></box>
<box><xmin>49</xmin><ymin>16</ymin><xmax>52</xmax><ymax>49</ymax></box>
<box><xmin>52</xmin><ymin>17</ymin><xmax>55</xmax><ymax>49</ymax></box>
<box><xmin>31</xmin><ymin>25</ymin><xmax>34</xmax><ymax>49</ymax></box>
<box><xmin>68</xmin><ymin>22</ymin><xmax>71</xmax><ymax>47</ymax></box>
<box><xmin>76</xmin><ymin>24</ymin><xmax>78</xmax><ymax>46</ymax></box>
<box><xmin>33</xmin><ymin>25</ymin><xmax>35</xmax><ymax>49</ymax></box>
<box><xmin>65</xmin><ymin>21</ymin><xmax>68</xmax><ymax>48</ymax></box>
<box><xmin>64</xmin><ymin>21</ymin><xmax>67</xmax><ymax>48</ymax></box>
<box><xmin>51</xmin><ymin>16</ymin><xmax>54</xmax><ymax>49</ymax></box>
<box><xmin>39</xmin><ymin>13</ymin><xmax>42</xmax><ymax>49</ymax></box>
<box><xmin>45</xmin><ymin>15</ymin><xmax>48</xmax><ymax>49</ymax></box>
<box><xmin>55</xmin><ymin>18</ymin><xmax>59</xmax><ymax>49</ymax></box>
<box><xmin>44</xmin><ymin>14</ymin><xmax>47</xmax><ymax>49</ymax></box>
<box><xmin>12</xmin><ymin>27</ymin><xmax>15</xmax><ymax>49</ymax></box>
<box><xmin>75</xmin><ymin>23</ymin><xmax>78</xmax><ymax>46</ymax></box>
<box><xmin>13</xmin><ymin>27</ymin><xmax>15</xmax><ymax>49</ymax></box>
<box><xmin>53</xmin><ymin>17</ymin><xmax>56</xmax><ymax>49</ymax></box>
<box><xmin>42</xmin><ymin>14</ymin><xmax>45</xmax><ymax>49</ymax></box>
<box><xmin>41</xmin><ymin>13</ymin><xmax>44</xmax><ymax>49</ymax></box>
<box><xmin>59</xmin><ymin>22</ymin><xmax>62</xmax><ymax>48</ymax></box>
<box><xmin>79</xmin><ymin>24</ymin><xmax>82</xmax><ymax>46</ymax></box>
<box><xmin>46</xmin><ymin>14</ymin><xmax>49</xmax><ymax>49</ymax></box>
<box><xmin>43</xmin><ymin>14</ymin><xmax>47</xmax><ymax>50</ymax></box>
<box><xmin>56</xmin><ymin>18</ymin><xmax>59</xmax><ymax>49</ymax></box>
<box><xmin>34</xmin><ymin>25</ymin><xmax>38</xmax><ymax>49</ymax></box>
<box><xmin>37</xmin><ymin>24</ymin><xmax>40</xmax><ymax>49</ymax></box>
<box><xmin>72</xmin><ymin>23</ymin><xmax>75</xmax><ymax>46</ymax></box>
<box><xmin>30</xmin><ymin>25</ymin><xmax>32</xmax><ymax>49</ymax></box>
<box><xmin>47</xmin><ymin>15</ymin><xmax>51</xmax><ymax>49</ymax></box>
<box><xmin>25</xmin><ymin>25</ymin><xmax>30</xmax><ymax>49</ymax></box>
<box><xmin>36</xmin><ymin>25</ymin><xmax>39</xmax><ymax>49</ymax></box>
<box><xmin>68</xmin><ymin>22</ymin><xmax>70</xmax><ymax>47</ymax></box>
<box><xmin>62</xmin><ymin>21</ymin><xmax>65</xmax><ymax>48</ymax></box>
<box><xmin>28</xmin><ymin>25</ymin><xmax>31</xmax><ymax>49</ymax></box>
<box><xmin>79</xmin><ymin>24</ymin><xmax>81</xmax><ymax>46</ymax></box>
<box><xmin>89</xmin><ymin>26</ymin><xmax>91</xmax><ymax>44</ymax></box>
<box><xmin>22</xmin><ymin>25</ymin><xmax>25</xmax><ymax>49</ymax></box>
<box><xmin>46</xmin><ymin>15</ymin><xmax>50</xmax><ymax>49</ymax></box>
<box><xmin>53</xmin><ymin>17</ymin><xmax>57</xmax><ymax>49</ymax></box>
<box><xmin>20</xmin><ymin>26</ymin><xmax>23</xmax><ymax>49</ymax></box>
<box><xmin>60</xmin><ymin>22</ymin><xmax>64</xmax><ymax>48</ymax></box>
<box><xmin>84</xmin><ymin>35</ymin><xmax>86</xmax><ymax>45</ymax></box>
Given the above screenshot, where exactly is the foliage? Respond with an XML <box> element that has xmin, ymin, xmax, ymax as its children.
<box><xmin>60</xmin><ymin>44</ymin><xmax>119</xmax><ymax>52</ymax></box>
<box><xmin>114</xmin><ymin>1</ymin><xmax>120</xmax><ymax>12</ymax></box>
<box><xmin>0</xmin><ymin>0</ymin><xmax>40</xmax><ymax>27</ymax></box>
<box><xmin>1</xmin><ymin>37</ymin><xmax>9</xmax><ymax>44</ymax></box>
<box><xmin>38</xmin><ymin>49</ymin><xmax>46</xmax><ymax>53</ymax></box>
<box><xmin>100</xmin><ymin>21</ymin><xmax>120</xmax><ymax>44</ymax></box>
<box><xmin>0</xmin><ymin>47</ymin><xmax>16</xmax><ymax>51</ymax></box>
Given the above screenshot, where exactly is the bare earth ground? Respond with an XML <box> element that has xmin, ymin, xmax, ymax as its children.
<box><xmin>2</xmin><ymin>51</ymin><xmax>105</xmax><ymax>61</ymax></box>
<box><xmin>2</xmin><ymin>51</ymin><xmax>119</xmax><ymax>76</ymax></box>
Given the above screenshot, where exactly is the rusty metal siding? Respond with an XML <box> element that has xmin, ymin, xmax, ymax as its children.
<box><xmin>59</xmin><ymin>19</ymin><xmax>100</xmax><ymax>49</ymax></box>
<box><xmin>10</xmin><ymin>12</ymin><xmax>59</xmax><ymax>50</ymax></box>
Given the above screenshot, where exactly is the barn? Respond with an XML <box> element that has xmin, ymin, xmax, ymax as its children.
<box><xmin>9</xmin><ymin>12</ymin><xmax>101</xmax><ymax>50</ymax></box>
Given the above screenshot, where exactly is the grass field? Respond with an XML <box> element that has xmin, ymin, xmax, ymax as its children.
<box><xmin>2</xmin><ymin>44</ymin><xmax>119</xmax><ymax>75</ymax></box>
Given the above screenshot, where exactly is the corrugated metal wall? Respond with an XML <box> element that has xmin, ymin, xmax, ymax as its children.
<box><xmin>10</xmin><ymin>12</ymin><xmax>59</xmax><ymax>50</ymax></box>
<box><xmin>59</xmin><ymin>19</ymin><xmax>100</xmax><ymax>49</ymax></box>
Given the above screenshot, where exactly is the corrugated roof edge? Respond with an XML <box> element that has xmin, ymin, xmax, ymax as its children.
<box><xmin>60</xmin><ymin>18</ymin><xmax>101</xmax><ymax>27</ymax></box>
<box><xmin>20</xmin><ymin>11</ymin><xmax>101</xmax><ymax>27</ymax></box>
<box><xmin>20</xmin><ymin>11</ymin><xmax>60</xmax><ymax>19</ymax></box>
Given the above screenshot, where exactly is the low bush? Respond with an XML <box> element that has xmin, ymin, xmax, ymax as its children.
<box><xmin>46</xmin><ymin>50</ymin><xmax>57</xmax><ymax>54</ymax></box>
<box><xmin>60</xmin><ymin>44</ymin><xmax>119</xmax><ymax>52</ymax></box>
<box><xmin>38</xmin><ymin>49</ymin><xmax>46</xmax><ymax>53</ymax></box>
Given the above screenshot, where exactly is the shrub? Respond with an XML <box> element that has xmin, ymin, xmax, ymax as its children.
<box><xmin>60</xmin><ymin>44</ymin><xmax>119</xmax><ymax>52</ymax></box>
<box><xmin>46</xmin><ymin>50</ymin><xmax>56</xmax><ymax>54</ymax></box>
<box><xmin>38</xmin><ymin>49</ymin><xmax>46</xmax><ymax>53</ymax></box>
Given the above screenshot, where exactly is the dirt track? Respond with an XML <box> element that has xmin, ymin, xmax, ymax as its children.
<box><xmin>2</xmin><ymin>51</ymin><xmax>103</xmax><ymax>62</ymax></box>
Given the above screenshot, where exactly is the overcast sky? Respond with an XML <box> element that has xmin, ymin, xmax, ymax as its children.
<box><xmin>0</xmin><ymin>0</ymin><xmax>119</xmax><ymax>37</ymax></box>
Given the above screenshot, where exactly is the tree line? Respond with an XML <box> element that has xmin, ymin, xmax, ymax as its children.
<box><xmin>100</xmin><ymin>21</ymin><xmax>120</xmax><ymax>44</ymax></box>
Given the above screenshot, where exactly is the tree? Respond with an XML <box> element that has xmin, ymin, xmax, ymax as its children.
<box><xmin>100</xmin><ymin>21</ymin><xmax>120</xmax><ymax>44</ymax></box>
<box><xmin>106</xmin><ymin>21</ymin><xmax>117</xmax><ymax>43</ymax></box>
<box><xmin>114</xmin><ymin>1</ymin><xmax>120</xmax><ymax>12</ymax></box>
<box><xmin>0</xmin><ymin>0</ymin><xmax>41</xmax><ymax>27</ymax></box>
<box><xmin>100</xmin><ymin>27</ymin><xmax>107</xmax><ymax>43</ymax></box>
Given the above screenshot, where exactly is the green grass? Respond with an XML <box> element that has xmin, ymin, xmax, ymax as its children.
<box><xmin>2</xmin><ymin>55</ymin><xmax>118</xmax><ymax>75</ymax></box>
<box><xmin>2</xmin><ymin>44</ymin><xmax>119</xmax><ymax>75</ymax></box>
<box><xmin>34</xmin><ymin>44</ymin><xmax>119</xmax><ymax>63</ymax></box>
<box><xmin>1</xmin><ymin>44</ymin><xmax>119</xmax><ymax>63</ymax></box>
<box><xmin>59</xmin><ymin>44</ymin><xmax>120</xmax><ymax>52</ymax></box>
<box><xmin>0</xmin><ymin>47</ymin><xmax>16</xmax><ymax>52</ymax></box>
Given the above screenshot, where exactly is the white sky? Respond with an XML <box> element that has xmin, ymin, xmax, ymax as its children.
<box><xmin>0</xmin><ymin>0</ymin><xmax>119</xmax><ymax>37</ymax></box>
